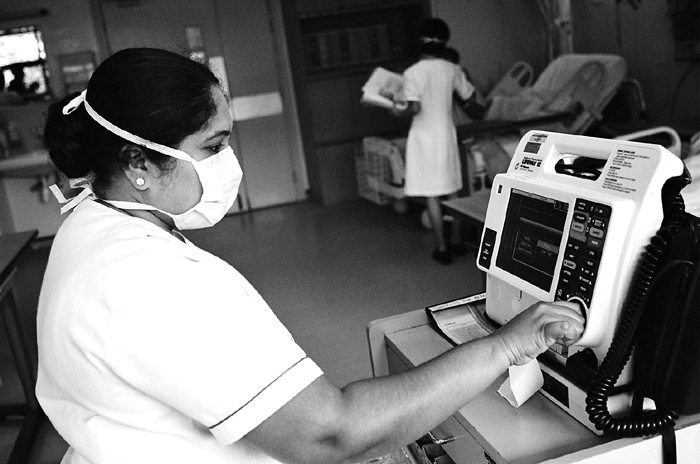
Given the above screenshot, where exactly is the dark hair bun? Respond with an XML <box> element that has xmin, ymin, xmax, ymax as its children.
<box><xmin>44</xmin><ymin>93</ymin><xmax>92</xmax><ymax>179</ymax></box>
<box><xmin>419</xmin><ymin>18</ymin><xmax>450</xmax><ymax>42</ymax></box>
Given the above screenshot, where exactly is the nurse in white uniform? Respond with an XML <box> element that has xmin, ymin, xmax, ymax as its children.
<box><xmin>396</xmin><ymin>18</ymin><xmax>488</xmax><ymax>265</ymax></box>
<box><xmin>37</xmin><ymin>47</ymin><xmax>583</xmax><ymax>464</ymax></box>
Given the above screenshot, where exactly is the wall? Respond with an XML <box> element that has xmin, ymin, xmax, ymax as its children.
<box><xmin>431</xmin><ymin>0</ymin><xmax>549</xmax><ymax>94</ymax></box>
<box><xmin>571</xmin><ymin>1</ymin><xmax>699</xmax><ymax>131</ymax></box>
<box><xmin>432</xmin><ymin>0</ymin><xmax>698</xmax><ymax>133</ymax></box>
<box><xmin>0</xmin><ymin>101</ymin><xmax>63</xmax><ymax>238</ymax></box>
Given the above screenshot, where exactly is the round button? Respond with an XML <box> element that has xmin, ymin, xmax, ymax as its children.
<box><xmin>566</xmin><ymin>296</ymin><xmax>588</xmax><ymax>325</ymax></box>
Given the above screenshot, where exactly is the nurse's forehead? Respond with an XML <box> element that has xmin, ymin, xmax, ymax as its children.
<box><xmin>210</xmin><ymin>91</ymin><xmax>233</xmax><ymax>129</ymax></box>
<box><xmin>203</xmin><ymin>112</ymin><xmax>232</xmax><ymax>137</ymax></box>
<box><xmin>180</xmin><ymin>87</ymin><xmax>229</xmax><ymax>138</ymax></box>
<box><xmin>196</xmin><ymin>106</ymin><xmax>232</xmax><ymax>138</ymax></box>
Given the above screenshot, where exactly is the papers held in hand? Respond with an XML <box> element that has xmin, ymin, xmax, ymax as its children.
<box><xmin>361</xmin><ymin>67</ymin><xmax>406</xmax><ymax>110</ymax></box>
<box><xmin>425</xmin><ymin>293</ymin><xmax>496</xmax><ymax>345</ymax></box>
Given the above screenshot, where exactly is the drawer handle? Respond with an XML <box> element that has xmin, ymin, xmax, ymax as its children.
<box><xmin>428</xmin><ymin>430</ymin><xmax>455</xmax><ymax>445</ymax></box>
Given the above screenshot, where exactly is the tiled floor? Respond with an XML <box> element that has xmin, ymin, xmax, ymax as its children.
<box><xmin>0</xmin><ymin>198</ymin><xmax>485</xmax><ymax>463</ymax></box>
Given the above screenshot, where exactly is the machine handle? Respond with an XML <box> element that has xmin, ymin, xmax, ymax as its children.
<box><xmin>553</xmin><ymin>135</ymin><xmax>614</xmax><ymax>161</ymax></box>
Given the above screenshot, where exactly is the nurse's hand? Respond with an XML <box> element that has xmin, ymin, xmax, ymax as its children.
<box><xmin>491</xmin><ymin>300</ymin><xmax>585</xmax><ymax>366</ymax></box>
<box><xmin>390</xmin><ymin>100</ymin><xmax>420</xmax><ymax>118</ymax></box>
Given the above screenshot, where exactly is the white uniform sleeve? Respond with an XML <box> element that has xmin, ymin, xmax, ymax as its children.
<box><xmin>402</xmin><ymin>65</ymin><xmax>423</xmax><ymax>102</ymax></box>
<box><xmin>454</xmin><ymin>67</ymin><xmax>475</xmax><ymax>102</ymax></box>
<box><xmin>104</xmin><ymin>244</ymin><xmax>323</xmax><ymax>445</ymax></box>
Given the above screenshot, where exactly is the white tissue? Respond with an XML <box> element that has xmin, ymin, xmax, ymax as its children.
<box><xmin>497</xmin><ymin>359</ymin><xmax>544</xmax><ymax>407</ymax></box>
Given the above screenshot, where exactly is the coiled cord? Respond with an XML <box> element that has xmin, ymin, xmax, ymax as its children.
<box><xmin>585</xmin><ymin>192</ymin><xmax>687</xmax><ymax>438</ymax></box>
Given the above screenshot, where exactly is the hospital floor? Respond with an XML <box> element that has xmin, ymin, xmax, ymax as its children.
<box><xmin>0</xmin><ymin>198</ymin><xmax>486</xmax><ymax>463</ymax></box>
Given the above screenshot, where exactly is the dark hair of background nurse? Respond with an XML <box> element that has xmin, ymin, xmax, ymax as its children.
<box><xmin>418</xmin><ymin>17</ymin><xmax>450</xmax><ymax>56</ymax></box>
<box><xmin>43</xmin><ymin>48</ymin><xmax>222</xmax><ymax>197</ymax></box>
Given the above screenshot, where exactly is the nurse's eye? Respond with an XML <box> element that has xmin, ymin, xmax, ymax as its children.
<box><xmin>207</xmin><ymin>143</ymin><xmax>226</xmax><ymax>154</ymax></box>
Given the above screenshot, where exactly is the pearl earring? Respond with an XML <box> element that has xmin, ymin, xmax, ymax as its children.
<box><xmin>136</xmin><ymin>178</ymin><xmax>145</xmax><ymax>186</ymax></box>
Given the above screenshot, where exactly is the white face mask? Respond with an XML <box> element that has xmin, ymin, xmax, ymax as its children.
<box><xmin>107</xmin><ymin>145</ymin><xmax>242</xmax><ymax>230</ymax></box>
<box><xmin>57</xmin><ymin>89</ymin><xmax>243</xmax><ymax>230</ymax></box>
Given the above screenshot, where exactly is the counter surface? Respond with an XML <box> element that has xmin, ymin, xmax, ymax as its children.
<box><xmin>369</xmin><ymin>311</ymin><xmax>700</xmax><ymax>464</ymax></box>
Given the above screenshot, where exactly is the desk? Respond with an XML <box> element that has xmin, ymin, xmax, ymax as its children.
<box><xmin>367</xmin><ymin>310</ymin><xmax>700</xmax><ymax>463</ymax></box>
<box><xmin>442</xmin><ymin>192</ymin><xmax>491</xmax><ymax>290</ymax></box>
<box><xmin>442</xmin><ymin>190</ymin><xmax>491</xmax><ymax>252</ymax></box>
<box><xmin>0</xmin><ymin>230</ymin><xmax>44</xmax><ymax>464</ymax></box>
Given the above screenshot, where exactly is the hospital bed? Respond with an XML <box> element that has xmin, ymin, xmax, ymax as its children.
<box><xmin>485</xmin><ymin>61</ymin><xmax>534</xmax><ymax>101</ymax></box>
<box><xmin>481</xmin><ymin>53</ymin><xmax>627</xmax><ymax>135</ymax></box>
<box><xmin>456</xmin><ymin>54</ymin><xmax>633</xmax><ymax>206</ymax></box>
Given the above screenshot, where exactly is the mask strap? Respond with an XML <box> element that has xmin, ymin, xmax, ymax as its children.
<box><xmin>103</xmin><ymin>199</ymin><xmax>157</xmax><ymax>212</ymax></box>
<box><xmin>49</xmin><ymin>178</ymin><xmax>96</xmax><ymax>215</ymax></box>
<box><xmin>62</xmin><ymin>90</ymin><xmax>86</xmax><ymax>115</ymax></box>
<box><xmin>61</xmin><ymin>89</ymin><xmax>193</xmax><ymax>162</ymax></box>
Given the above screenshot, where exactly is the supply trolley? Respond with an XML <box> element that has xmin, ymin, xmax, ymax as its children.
<box><xmin>356</xmin><ymin>136</ymin><xmax>469</xmax><ymax>229</ymax></box>
<box><xmin>356</xmin><ymin>136</ymin><xmax>407</xmax><ymax>214</ymax></box>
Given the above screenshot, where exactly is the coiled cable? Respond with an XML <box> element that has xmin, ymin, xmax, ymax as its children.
<box><xmin>585</xmin><ymin>179</ymin><xmax>689</xmax><ymax>438</ymax></box>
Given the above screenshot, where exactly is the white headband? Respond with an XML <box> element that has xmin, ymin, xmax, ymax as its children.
<box><xmin>62</xmin><ymin>90</ymin><xmax>192</xmax><ymax>162</ymax></box>
<box><xmin>420</xmin><ymin>37</ymin><xmax>446</xmax><ymax>44</ymax></box>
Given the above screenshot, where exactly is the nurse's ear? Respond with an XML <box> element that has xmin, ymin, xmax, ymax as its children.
<box><xmin>119</xmin><ymin>144</ymin><xmax>151</xmax><ymax>191</ymax></box>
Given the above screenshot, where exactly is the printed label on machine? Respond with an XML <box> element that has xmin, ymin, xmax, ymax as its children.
<box><xmin>514</xmin><ymin>155</ymin><xmax>544</xmax><ymax>174</ymax></box>
<box><xmin>602</xmin><ymin>146</ymin><xmax>658</xmax><ymax>195</ymax></box>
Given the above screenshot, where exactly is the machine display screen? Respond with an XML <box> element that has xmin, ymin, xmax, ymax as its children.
<box><xmin>496</xmin><ymin>189</ymin><xmax>569</xmax><ymax>291</ymax></box>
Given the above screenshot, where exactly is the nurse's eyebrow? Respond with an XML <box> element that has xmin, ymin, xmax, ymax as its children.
<box><xmin>205</xmin><ymin>129</ymin><xmax>231</xmax><ymax>141</ymax></box>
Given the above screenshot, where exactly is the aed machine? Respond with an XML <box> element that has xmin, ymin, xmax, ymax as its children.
<box><xmin>476</xmin><ymin>130</ymin><xmax>685</xmax><ymax>433</ymax></box>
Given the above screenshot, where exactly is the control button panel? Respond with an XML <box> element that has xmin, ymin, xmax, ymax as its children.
<box><xmin>478</xmin><ymin>228</ymin><xmax>497</xmax><ymax>269</ymax></box>
<box><xmin>555</xmin><ymin>199</ymin><xmax>611</xmax><ymax>307</ymax></box>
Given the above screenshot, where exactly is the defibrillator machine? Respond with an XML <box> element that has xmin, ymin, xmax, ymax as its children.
<box><xmin>476</xmin><ymin>131</ymin><xmax>686</xmax><ymax>433</ymax></box>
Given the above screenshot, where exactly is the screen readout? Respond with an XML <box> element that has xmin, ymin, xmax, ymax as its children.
<box><xmin>497</xmin><ymin>189</ymin><xmax>569</xmax><ymax>291</ymax></box>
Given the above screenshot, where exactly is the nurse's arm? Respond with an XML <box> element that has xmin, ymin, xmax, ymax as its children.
<box><xmin>461</xmin><ymin>93</ymin><xmax>490</xmax><ymax>120</ymax></box>
<box><xmin>243</xmin><ymin>300</ymin><xmax>583</xmax><ymax>464</ymax></box>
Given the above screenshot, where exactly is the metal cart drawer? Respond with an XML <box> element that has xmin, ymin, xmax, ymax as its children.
<box><xmin>431</xmin><ymin>415</ymin><xmax>498</xmax><ymax>464</ymax></box>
